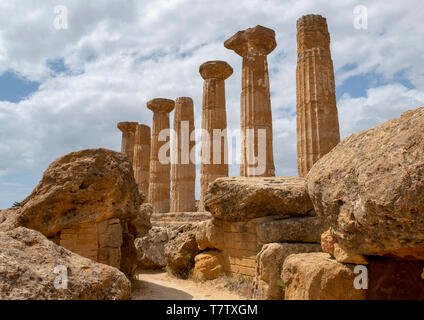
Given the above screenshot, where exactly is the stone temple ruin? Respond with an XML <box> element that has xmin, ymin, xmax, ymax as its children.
<box><xmin>1</xmin><ymin>14</ymin><xmax>422</xmax><ymax>300</ymax></box>
<box><xmin>122</xmin><ymin>13</ymin><xmax>423</xmax><ymax>300</ymax></box>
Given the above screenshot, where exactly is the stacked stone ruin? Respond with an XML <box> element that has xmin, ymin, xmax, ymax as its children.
<box><xmin>115</xmin><ymin>14</ymin><xmax>424</xmax><ymax>300</ymax></box>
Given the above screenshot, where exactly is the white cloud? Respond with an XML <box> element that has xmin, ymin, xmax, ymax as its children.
<box><xmin>0</xmin><ymin>0</ymin><xmax>423</xmax><ymax>208</ymax></box>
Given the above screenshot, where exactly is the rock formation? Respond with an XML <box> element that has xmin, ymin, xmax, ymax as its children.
<box><xmin>170</xmin><ymin>97</ymin><xmax>196</xmax><ymax>212</ymax></box>
<box><xmin>282</xmin><ymin>253</ymin><xmax>366</xmax><ymax>300</ymax></box>
<box><xmin>255</xmin><ymin>243</ymin><xmax>321</xmax><ymax>300</ymax></box>
<box><xmin>307</xmin><ymin>106</ymin><xmax>424</xmax><ymax>259</ymax></box>
<box><xmin>199</xmin><ymin>177</ymin><xmax>325</xmax><ymax>285</ymax></box>
<box><xmin>204</xmin><ymin>177</ymin><xmax>313</xmax><ymax>221</ymax></box>
<box><xmin>199</xmin><ymin>60</ymin><xmax>233</xmax><ymax>211</ymax></box>
<box><xmin>117</xmin><ymin>121</ymin><xmax>138</xmax><ymax>165</ymax></box>
<box><xmin>193</xmin><ymin>251</ymin><xmax>225</xmax><ymax>280</ymax></box>
<box><xmin>0</xmin><ymin>227</ymin><xmax>131</xmax><ymax>300</ymax></box>
<box><xmin>164</xmin><ymin>224</ymin><xmax>200</xmax><ymax>278</ymax></box>
<box><xmin>0</xmin><ymin>148</ymin><xmax>148</xmax><ymax>276</ymax></box>
<box><xmin>133</xmin><ymin>124</ymin><xmax>151</xmax><ymax>198</ymax></box>
<box><xmin>296</xmin><ymin>14</ymin><xmax>340</xmax><ymax>177</ymax></box>
<box><xmin>147</xmin><ymin>98</ymin><xmax>175</xmax><ymax>213</ymax></box>
<box><xmin>225</xmin><ymin>25</ymin><xmax>276</xmax><ymax>177</ymax></box>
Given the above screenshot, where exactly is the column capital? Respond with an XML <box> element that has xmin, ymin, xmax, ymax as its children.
<box><xmin>147</xmin><ymin>98</ymin><xmax>175</xmax><ymax>113</ymax></box>
<box><xmin>296</xmin><ymin>14</ymin><xmax>330</xmax><ymax>52</ymax></box>
<box><xmin>117</xmin><ymin>121</ymin><xmax>138</xmax><ymax>133</ymax></box>
<box><xmin>199</xmin><ymin>61</ymin><xmax>233</xmax><ymax>80</ymax></box>
<box><xmin>224</xmin><ymin>25</ymin><xmax>276</xmax><ymax>56</ymax></box>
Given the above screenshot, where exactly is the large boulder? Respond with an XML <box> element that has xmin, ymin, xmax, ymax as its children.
<box><xmin>255</xmin><ymin>243</ymin><xmax>321</xmax><ymax>300</ymax></box>
<box><xmin>307</xmin><ymin>107</ymin><xmax>424</xmax><ymax>259</ymax></box>
<box><xmin>193</xmin><ymin>251</ymin><xmax>225</xmax><ymax>280</ymax></box>
<box><xmin>204</xmin><ymin>177</ymin><xmax>313</xmax><ymax>221</ymax></box>
<box><xmin>164</xmin><ymin>224</ymin><xmax>200</xmax><ymax>277</ymax></box>
<box><xmin>0</xmin><ymin>227</ymin><xmax>131</xmax><ymax>300</ymax></box>
<box><xmin>256</xmin><ymin>217</ymin><xmax>327</xmax><ymax>244</ymax></box>
<box><xmin>282</xmin><ymin>253</ymin><xmax>365</xmax><ymax>300</ymax></box>
<box><xmin>135</xmin><ymin>227</ymin><xmax>169</xmax><ymax>269</ymax></box>
<box><xmin>0</xmin><ymin>148</ymin><xmax>142</xmax><ymax>236</ymax></box>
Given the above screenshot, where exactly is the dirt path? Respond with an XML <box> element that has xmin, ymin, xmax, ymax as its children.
<box><xmin>132</xmin><ymin>271</ymin><xmax>246</xmax><ymax>300</ymax></box>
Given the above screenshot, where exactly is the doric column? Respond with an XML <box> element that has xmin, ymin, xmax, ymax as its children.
<box><xmin>199</xmin><ymin>61</ymin><xmax>233</xmax><ymax>212</ymax></box>
<box><xmin>224</xmin><ymin>25</ymin><xmax>276</xmax><ymax>177</ymax></box>
<box><xmin>133</xmin><ymin>124</ymin><xmax>151</xmax><ymax>199</ymax></box>
<box><xmin>117</xmin><ymin>121</ymin><xmax>138</xmax><ymax>164</ymax></box>
<box><xmin>147</xmin><ymin>98</ymin><xmax>175</xmax><ymax>213</ymax></box>
<box><xmin>170</xmin><ymin>97</ymin><xmax>196</xmax><ymax>212</ymax></box>
<box><xmin>296</xmin><ymin>14</ymin><xmax>340</xmax><ymax>177</ymax></box>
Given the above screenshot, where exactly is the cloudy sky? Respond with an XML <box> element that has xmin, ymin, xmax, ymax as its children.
<box><xmin>0</xmin><ymin>0</ymin><xmax>423</xmax><ymax>209</ymax></box>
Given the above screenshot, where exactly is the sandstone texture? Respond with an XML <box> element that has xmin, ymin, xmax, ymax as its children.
<box><xmin>204</xmin><ymin>177</ymin><xmax>313</xmax><ymax>221</ymax></box>
<box><xmin>199</xmin><ymin>61</ymin><xmax>232</xmax><ymax>211</ymax></box>
<box><xmin>196</xmin><ymin>219</ymin><xmax>224</xmax><ymax>251</ymax></box>
<box><xmin>117</xmin><ymin>121</ymin><xmax>138</xmax><ymax>166</ymax></box>
<box><xmin>0</xmin><ymin>227</ymin><xmax>131</xmax><ymax>300</ymax></box>
<box><xmin>128</xmin><ymin>203</ymin><xmax>152</xmax><ymax>238</ymax></box>
<box><xmin>135</xmin><ymin>227</ymin><xmax>169</xmax><ymax>269</ymax></box>
<box><xmin>193</xmin><ymin>251</ymin><xmax>225</xmax><ymax>280</ymax></box>
<box><xmin>132</xmin><ymin>124</ymin><xmax>151</xmax><ymax>197</ymax></box>
<box><xmin>225</xmin><ymin>25</ymin><xmax>276</xmax><ymax>177</ymax></box>
<box><xmin>0</xmin><ymin>148</ymin><xmax>145</xmax><ymax>275</ymax></box>
<box><xmin>0</xmin><ymin>148</ymin><xmax>141</xmax><ymax>236</ymax></box>
<box><xmin>307</xmin><ymin>106</ymin><xmax>424</xmax><ymax>259</ymax></box>
<box><xmin>171</xmin><ymin>97</ymin><xmax>196</xmax><ymax>212</ymax></box>
<box><xmin>255</xmin><ymin>243</ymin><xmax>321</xmax><ymax>300</ymax></box>
<box><xmin>256</xmin><ymin>216</ymin><xmax>327</xmax><ymax>244</ymax></box>
<box><xmin>296</xmin><ymin>14</ymin><xmax>340</xmax><ymax>177</ymax></box>
<box><xmin>164</xmin><ymin>224</ymin><xmax>200</xmax><ymax>275</ymax></box>
<box><xmin>282</xmin><ymin>252</ymin><xmax>365</xmax><ymax>300</ymax></box>
<box><xmin>147</xmin><ymin>98</ymin><xmax>175</xmax><ymax>213</ymax></box>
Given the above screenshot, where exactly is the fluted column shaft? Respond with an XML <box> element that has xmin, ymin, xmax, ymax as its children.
<box><xmin>133</xmin><ymin>124</ymin><xmax>151</xmax><ymax>199</ymax></box>
<box><xmin>117</xmin><ymin>122</ymin><xmax>138</xmax><ymax>165</ymax></box>
<box><xmin>224</xmin><ymin>25</ymin><xmax>276</xmax><ymax>177</ymax></box>
<box><xmin>199</xmin><ymin>61</ymin><xmax>233</xmax><ymax>212</ymax></box>
<box><xmin>171</xmin><ymin>97</ymin><xmax>196</xmax><ymax>212</ymax></box>
<box><xmin>147</xmin><ymin>98</ymin><xmax>175</xmax><ymax>213</ymax></box>
<box><xmin>296</xmin><ymin>15</ymin><xmax>340</xmax><ymax>177</ymax></box>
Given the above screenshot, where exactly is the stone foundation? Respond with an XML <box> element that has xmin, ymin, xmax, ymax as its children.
<box><xmin>59</xmin><ymin>218</ymin><xmax>123</xmax><ymax>268</ymax></box>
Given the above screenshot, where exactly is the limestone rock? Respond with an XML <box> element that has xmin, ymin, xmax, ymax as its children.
<box><xmin>128</xmin><ymin>203</ymin><xmax>152</xmax><ymax>238</ymax></box>
<box><xmin>164</xmin><ymin>224</ymin><xmax>200</xmax><ymax>276</ymax></box>
<box><xmin>204</xmin><ymin>177</ymin><xmax>313</xmax><ymax>221</ymax></box>
<box><xmin>320</xmin><ymin>229</ymin><xmax>336</xmax><ymax>255</ymax></box>
<box><xmin>196</xmin><ymin>219</ymin><xmax>224</xmax><ymax>251</ymax></box>
<box><xmin>255</xmin><ymin>243</ymin><xmax>321</xmax><ymax>300</ymax></box>
<box><xmin>193</xmin><ymin>251</ymin><xmax>225</xmax><ymax>280</ymax></box>
<box><xmin>0</xmin><ymin>227</ymin><xmax>130</xmax><ymax>300</ymax></box>
<box><xmin>1</xmin><ymin>148</ymin><xmax>141</xmax><ymax>236</ymax></box>
<box><xmin>282</xmin><ymin>253</ymin><xmax>365</xmax><ymax>300</ymax></box>
<box><xmin>135</xmin><ymin>227</ymin><xmax>169</xmax><ymax>269</ymax></box>
<box><xmin>256</xmin><ymin>216</ymin><xmax>327</xmax><ymax>244</ymax></box>
<box><xmin>307</xmin><ymin>106</ymin><xmax>424</xmax><ymax>259</ymax></box>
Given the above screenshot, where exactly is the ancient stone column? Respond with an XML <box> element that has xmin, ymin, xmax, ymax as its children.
<box><xmin>296</xmin><ymin>14</ymin><xmax>341</xmax><ymax>177</ymax></box>
<box><xmin>224</xmin><ymin>25</ymin><xmax>276</xmax><ymax>177</ymax></box>
<box><xmin>133</xmin><ymin>124</ymin><xmax>151</xmax><ymax>199</ymax></box>
<box><xmin>170</xmin><ymin>97</ymin><xmax>196</xmax><ymax>212</ymax></box>
<box><xmin>147</xmin><ymin>98</ymin><xmax>175</xmax><ymax>213</ymax></box>
<box><xmin>117</xmin><ymin>121</ymin><xmax>138</xmax><ymax>165</ymax></box>
<box><xmin>199</xmin><ymin>61</ymin><xmax>233</xmax><ymax>212</ymax></box>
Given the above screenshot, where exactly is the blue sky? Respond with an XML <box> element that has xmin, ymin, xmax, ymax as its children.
<box><xmin>1</xmin><ymin>0</ymin><xmax>424</xmax><ymax>209</ymax></box>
